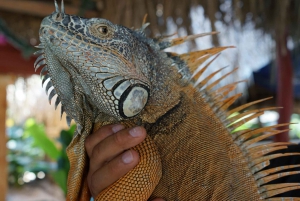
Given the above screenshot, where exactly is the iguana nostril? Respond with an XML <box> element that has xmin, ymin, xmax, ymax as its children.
<box><xmin>56</xmin><ymin>13</ymin><xmax>63</xmax><ymax>21</ymax></box>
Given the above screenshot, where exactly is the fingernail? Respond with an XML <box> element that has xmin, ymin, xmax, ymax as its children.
<box><xmin>129</xmin><ymin>127</ymin><xmax>142</xmax><ymax>137</ymax></box>
<box><xmin>112</xmin><ymin>124</ymin><xmax>125</xmax><ymax>133</ymax></box>
<box><xmin>122</xmin><ymin>150</ymin><xmax>133</xmax><ymax>164</ymax></box>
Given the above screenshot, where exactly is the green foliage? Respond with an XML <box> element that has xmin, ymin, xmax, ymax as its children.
<box><xmin>290</xmin><ymin>114</ymin><xmax>300</xmax><ymax>139</ymax></box>
<box><xmin>24</xmin><ymin>118</ymin><xmax>60</xmax><ymax>160</ymax></box>
<box><xmin>51</xmin><ymin>169</ymin><xmax>68</xmax><ymax>194</ymax></box>
<box><xmin>25</xmin><ymin>119</ymin><xmax>75</xmax><ymax>195</ymax></box>
<box><xmin>49</xmin><ymin>124</ymin><xmax>75</xmax><ymax>195</ymax></box>
<box><xmin>7</xmin><ymin>123</ymin><xmax>51</xmax><ymax>187</ymax></box>
<box><xmin>7</xmin><ymin>118</ymin><xmax>75</xmax><ymax>195</ymax></box>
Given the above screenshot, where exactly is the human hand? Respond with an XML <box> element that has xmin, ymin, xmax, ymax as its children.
<box><xmin>85</xmin><ymin>124</ymin><xmax>165</xmax><ymax>201</ymax></box>
<box><xmin>85</xmin><ymin>124</ymin><xmax>145</xmax><ymax>197</ymax></box>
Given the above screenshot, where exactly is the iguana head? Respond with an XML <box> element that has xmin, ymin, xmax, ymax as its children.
<box><xmin>35</xmin><ymin>1</ymin><xmax>180</xmax><ymax>124</ymax></box>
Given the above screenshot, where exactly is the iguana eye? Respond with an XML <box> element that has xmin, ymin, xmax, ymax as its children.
<box><xmin>88</xmin><ymin>21</ymin><xmax>114</xmax><ymax>38</ymax></box>
<box><xmin>97</xmin><ymin>25</ymin><xmax>108</xmax><ymax>35</ymax></box>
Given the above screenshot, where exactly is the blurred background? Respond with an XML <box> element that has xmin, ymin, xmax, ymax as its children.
<box><xmin>0</xmin><ymin>0</ymin><xmax>300</xmax><ymax>200</ymax></box>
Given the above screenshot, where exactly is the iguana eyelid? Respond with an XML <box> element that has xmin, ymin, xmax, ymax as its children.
<box><xmin>96</xmin><ymin>25</ymin><xmax>108</xmax><ymax>35</ymax></box>
<box><xmin>89</xmin><ymin>23</ymin><xmax>113</xmax><ymax>38</ymax></box>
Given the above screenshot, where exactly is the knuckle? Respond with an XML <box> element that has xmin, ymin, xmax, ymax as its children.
<box><xmin>89</xmin><ymin>172</ymin><xmax>102</xmax><ymax>195</ymax></box>
<box><xmin>93</xmin><ymin>124</ymin><xmax>111</xmax><ymax>137</ymax></box>
<box><xmin>113</xmin><ymin>132</ymin><xmax>126</xmax><ymax>149</ymax></box>
<box><xmin>84</xmin><ymin>136</ymin><xmax>91</xmax><ymax>148</ymax></box>
<box><xmin>108</xmin><ymin>161</ymin><xmax>122</xmax><ymax>175</ymax></box>
<box><xmin>91</xmin><ymin>144</ymin><xmax>102</xmax><ymax>160</ymax></box>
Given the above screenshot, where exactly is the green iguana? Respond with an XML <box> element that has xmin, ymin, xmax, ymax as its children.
<box><xmin>34</xmin><ymin>0</ymin><xmax>300</xmax><ymax>200</ymax></box>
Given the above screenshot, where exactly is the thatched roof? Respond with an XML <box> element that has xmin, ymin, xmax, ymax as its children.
<box><xmin>1</xmin><ymin>0</ymin><xmax>299</xmax><ymax>54</ymax></box>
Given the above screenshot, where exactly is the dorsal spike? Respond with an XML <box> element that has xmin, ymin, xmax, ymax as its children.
<box><xmin>48</xmin><ymin>88</ymin><xmax>56</xmax><ymax>104</ymax></box>
<box><xmin>177</xmin><ymin>32</ymin><xmax>219</xmax><ymax>45</ymax></box>
<box><xmin>66</xmin><ymin>115</ymin><xmax>72</xmax><ymax>127</ymax></box>
<box><xmin>261</xmin><ymin>185</ymin><xmax>300</xmax><ymax>199</ymax></box>
<box><xmin>211</xmin><ymin>80</ymin><xmax>246</xmax><ymax>99</ymax></box>
<box><xmin>250</xmin><ymin>153</ymin><xmax>300</xmax><ymax>169</ymax></box>
<box><xmin>60</xmin><ymin>105</ymin><xmax>64</xmax><ymax>119</ymax></box>
<box><xmin>206</xmin><ymin>68</ymin><xmax>238</xmax><ymax>91</ymax></box>
<box><xmin>34</xmin><ymin>50</ymin><xmax>44</xmax><ymax>56</ymax></box>
<box><xmin>266</xmin><ymin>197</ymin><xmax>300</xmax><ymax>201</ymax></box>
<box><xmin>181</xmin><ymin>46</ymin><xmax>232</xmax><ymax>63</ymax></box>
<box><xmin>54</xmin><ymin>96</ymin><xmax>60</xmax><ymax>110</ymax></box>
<box><xmin>155</xmin><ymin>32</ymin><xmax>177</xmax><ymax>42</ymax></box>
<box><xmin>248</xmin><ymin>141</ymin><xmax>295</xmax><ymax>153</ymax></box>
<box><xmin>159</xmin><ymin>32</ymin><xmax>220</xmax><ymax>50</ymax></box>
<box><xmin>257</xmin><ymin>170</ymin><xmax>300</xmax><ymax>186</ymax></box>
<box><xmin>142</xmin><ymin>14</ymin><xmax>148</xmax><ymax>25</ymax></box>
<box><xmin>42</xmin><ymin>74</ymin><xmax>50</xmax><ymax>86</ymax></box>
<box><xmin>45</xmin><ymin>80</ymin><xmax>53</xmax><ymax>95</ymax></box>
<box><xmin>233</xmin><ymin>122</ymin><xmax>291</xmax><ymax>141</ymax></box>
<box><xmin>227</xmin><ymin>97</ymin><xmax>273</xmax><ymax>115</ymax></box>
<box><xmin>141</xmin><ymin>22</ymin><xmax>150</xmax><ymax>31</ymax></box>
<box><xmin>34</xmin><ymin>54</ymin><xmax>45</xmax><ymax>68</ymax></box>
<box><xmin>35</xmin><ymin>60</ymin><xmax>46</xmax><ymax>72</ymax></box>
<box><xmin>192</xmin><ymin>54</ymin><xmax>220</xmax><ymax>81</ymax></box>
<box><xmin>231</xmin><ymin>128</ymin><xmax>252</xmax><ymax>136</ymax></box>
<box><xmin>61</xmin><ymin>0</ymin><xmax>65</xmax><ymax>14</ymax></box>
<box><xmin>243</xmin><ymin>129</ymin><xmax>291</xmax><ymax>148</ymax></box>
<box><xmin>248</xmin><ymin>146</ymin><xmax>288</xmax><ymax>160</ymax></box>
<box><xmin>35</xmin><ymin>44</ymin><xmax>44</xmax><ymax>49</ymax></box>
<box><xmin>210</xmin><ymin>85</ymin><xmax>236</xmax><ymax>101</ymax></box>
<box><xmin>228</xmin><ymin>107</ymin><xmax>281</xmax><ymax>123</ymax></box>
<box><xmin>251</xmin><ymin>161</ymin><xmax>270</xmax><ymax>174</ymax></box>
<box><xmin>40</xmin><ymin>66</ymin><xmax>48</xmax><ymax>77</ymax></box>
<box><xmin>218</xmin><ymin>93</ymin><xmax>242</xmax><ymax>111</ymax></box>
<box><xmin>254</xmin><ymin>164</ymin><xmax>300</xmax><ymax>180</ymax></box>
<box><xmin>228</xmin><ymin>111</ymin><xmax>264</xmax><ymax>130</ymax></box>
<box><xmin>259</xmin><ymin>183</ymin><xmax>300</xmax><ymax>193</ymax></box>
<box><xmin>197</xmin><ymin>66</ymin><xmax>229</xmax><ymax>88</ymax></box>
<box><xmin>140</xmin><ymin>14</ymin><xmax>150</xmax><ymax>32</ymax></box>
<box><xmin>54</xmin><ymin>0</ymin><xmax>59</xmax><ymax>12</ymax></box>
<box><xmin>189</xmin><ymin>54</ymin><xmax>213</xmax><ymax>76</ymax></box>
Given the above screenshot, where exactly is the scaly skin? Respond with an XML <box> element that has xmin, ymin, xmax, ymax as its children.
<box><xmin>35</xmin><ymin>1</ymin><xmax>300</xmax><ymax>200</ymax></box>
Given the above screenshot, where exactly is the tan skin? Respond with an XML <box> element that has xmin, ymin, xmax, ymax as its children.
<box><xmin>85</xmin><ymin>124</ymin><xmax>164</xmax><ymax>201</ymax></box>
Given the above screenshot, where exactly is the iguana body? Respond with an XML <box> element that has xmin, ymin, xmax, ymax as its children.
<box><xmin>35</xmin><ymin>1</ymin><xmax>300</xmax><ymax>200</ymax></box>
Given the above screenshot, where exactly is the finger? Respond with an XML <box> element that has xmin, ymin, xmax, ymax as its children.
<box><xmin>89</xmin><ymin>149</ymin><xmax>140</xmax><ymax>197</ymax></box>
<box><xmin>89</xmin><ymin>126</ymin><xmax>146</xmax><ymax>174</ymax></box>
<box><xmin>85</xmin><ymin>124</ymin><xmax>125</xmax><ymax>157</ymax></box>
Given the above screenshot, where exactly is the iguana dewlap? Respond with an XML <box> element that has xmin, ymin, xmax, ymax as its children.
<box><xmin>35</xmin><ymin>1</ymin><xmax>300</xmax><ymax>200</ymax></box>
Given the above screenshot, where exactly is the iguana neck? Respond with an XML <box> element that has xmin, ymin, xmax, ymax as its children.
<box><xmin>147</xmin><ymin>88</ymin><xmax>261</xmax><ymax>200</ymax></box>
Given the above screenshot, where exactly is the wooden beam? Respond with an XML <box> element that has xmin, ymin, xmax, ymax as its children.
<box><xmin>0</xmin><ymin>0</ymin><xmax>98</xmax><ymax>18</ymax></box>
<box><xmin>0</xmin><ymin>43</ymin><xmax>36</xmax><ymax>76</ymax></box>
<box><xmin>275</xmin><ymin>35</ymin><xmax>293</xmax><ymax>142</ymax></box>
<box><xmin>0</xmin><ymin>75</ymin><xmax>12</xmax><ymax>201</ymax></box>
